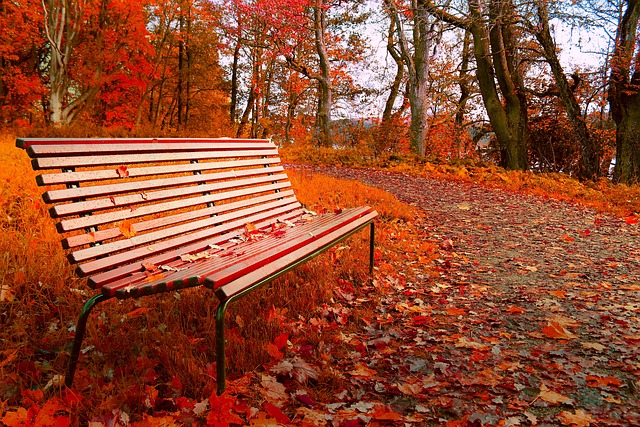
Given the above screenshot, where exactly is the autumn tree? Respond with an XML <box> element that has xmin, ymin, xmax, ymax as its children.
<box><xmin>0</xmin><ymin>0</ymin><xmax>43</xmax><ymax>126</ymax></box>
<box><xmin>422</xmin><ymin>0</ymin><xmax>529</xmax><ymax>170</ymax></box>
<box><xmin>145</xmin><ymin>0</ymin><xmax>228</xmax><ymax>132</ymax></box>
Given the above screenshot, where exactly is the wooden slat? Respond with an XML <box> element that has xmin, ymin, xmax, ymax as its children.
<box><xmin>33</xmin><ymin>149</ymin><xmax>279</xmax><ymax>169</ymax></box>
<box><xmin>37</xmin><ymin>158</ymin><xmax>282</xmax><ymax>186</ymax></box>
<box><xmin>77</xmin><ymin>202</ymin><xmax>301</xmax><ymax>277</ymax></box>
<box><xmin>63</xmin><ymin>191</ymin><xmax>296</xmax><ymax>248</ymax></box>
<box><xmin>17</xmin><ymin>137</ymin><xmax>269</xmax><ymax>149</ymax></box>
<box><xmin>213</xmin><ymin>211</ymin><xmax>377</xmax><ymax>299</ymax></box>
<box><xmin>50</xmin><ymin>173</ymin><xmax>290</xmax><ymax>218</ymax></box>
<box><xmin>44</xmin><ymin>165</ymin><xmax>285</xmax><ymax>202</ymax></box>
<box><xmin>27</xmin><ymin>141</ymin><xmax>275</xmax><ymax>157</ymax></box>
<box><xmin>70</xmin><ymin>198</ymin><xmax>299</xmax><ymax>263</ymax></box>
<box><xmin>89</xmin><ymin>209</ymin><xmax>304</xmax><ymax>289</ymax></box>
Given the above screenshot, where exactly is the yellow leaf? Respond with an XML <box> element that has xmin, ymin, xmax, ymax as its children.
<box><xmin>119</xmin><ymin>220</ymin><xmax>136</xmax><ymax>238</ymax></box>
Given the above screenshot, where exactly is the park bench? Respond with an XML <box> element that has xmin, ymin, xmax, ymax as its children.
<box><xmin>16</xmin><ymin>137</ymin><xmax>377</xmax><ymax>395</ymax></box>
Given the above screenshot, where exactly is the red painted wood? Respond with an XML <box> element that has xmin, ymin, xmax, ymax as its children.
<box><xmin>213</xmin><ymin>211</ymin><xmax>377</xmax><ymax>299</ymax></box>
<box><xmin>50</xmin><ymin>173</ymin><xmax>290</xmax><ymax>218</ymax></box>
<box><xmin>79</xmin><ymin>203</ymin><xmax>302</xmax><ymax>277</ymax></box>
<box><xmin>70</xmin><ymin>198</ymin><xmax>300</xmax><ymax>263</ymax></box>
<box><xmin>44</xmin><ymin>165</ymin><xmax>285</xmax><ymax>202</ymax></box>
<box><xmin>33</xmin><ymin>149</ymin><xmax>279</xmax><ymax>169</ymax></box>
<box><xmin>100</xmin><ymin>210</ymin><xmax>343</xmax><ymax>298</ymax></box>
<box><xmin>93</xmin><ymin>209</ymin><xmax>305</xmax><ymax>292</ymax></box>
<box><xmin>63</xmin><ymin>191</ymin><xmax>296</xmax><ymax>248</ymax></box>
<box><xmin>60</xmin><ymin>188</ymin><xmax>294</xmax><ymax>249</ymax></box>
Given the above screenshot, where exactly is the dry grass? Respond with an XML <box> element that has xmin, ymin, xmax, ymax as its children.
<box><xmin>0</xmin><ymin>133</ymin><xmax>416</xmax><ymax>421</ymax></box>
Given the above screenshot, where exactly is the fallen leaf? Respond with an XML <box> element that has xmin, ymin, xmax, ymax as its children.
<box><xmin>557</xmin><ymin>409</ymin><xmax>594</xmax><ymax>427</ymax></box>
<box><xmin>586</xmin><ymin>375</ymin><xmax>623</xmax><ymax>388</ymax></box>
<box><xmin>119</xmin><ymin>220</ymin><xmax>136</xmax><ymax>238</ymax></box>
<box><xmin>260</xmin><ymin>375</ymin><xmax>288</xmax><ymax>404</ymax></box>
<box><xmin>542</xmin><ymin>321</ymin><xmax>578</xmax><ymax>340</ymax></box>
<box><xmin>625</xmin><ymin>215</ymin><xmax>638</xmax><ymax>225</ymax></box>
<box><xmin>455</xmin><ymin>336</ymin><xmax>490</xmax><ymax>351</ymax></box>
<box><xmin>349</xmin><ymin>364</ymin><xmax>377</xmax><ymax>377</ymax></box>
<box><xmin>141</xmin><ymin>262</ymin><xmax>157</xmax><ymax>272</ymax></box>
<box><xmin>116</xmin><ymin>165</ymin><xmax>129</xmax><ymax>178</ymax></box>
<box><xmin>549</xmin><ymin>290</ymin><xmax>566</xmax><ymax>298</ymax></box>
<box><xmin>538</xmin><ymin>384</ymin><xmax>573</xmax><ymax>404</ymax></box>
<box><xmin>581</xmin><ymin>342</ymin><xmax>605</xmax><ymax>351</ymax></box>
<box><xmin>142</xmin><ymin>272</ymin><xmax>164</xmax><ymax>283</ymax></box>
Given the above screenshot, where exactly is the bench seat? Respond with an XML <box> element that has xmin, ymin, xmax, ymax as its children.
<box><xmin>17</xmin><ymin>137</ymin><xmax>377</xmax><ymax>394</ymax></box>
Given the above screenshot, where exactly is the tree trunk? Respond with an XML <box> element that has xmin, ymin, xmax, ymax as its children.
<box><xmin>314</xmin><ymin>0</ymin><xmax>332</xmax><ymax>147</ymax></box>
<box><xmin>42</xmin><ymin>0</ymin><xmax>100</xmax><ymax>126</ymax></box>
<box><xmin>609</xmin><ymin>0</ymin><xmax>640</xmax><ymax>183</ymax></box>
<box><xmin>422</xmin><ymin>0</ymin><xmax>528</xmax><ymax>170</ymax></box>
<box><xmin>534</xmin><ymin>0</ymin><xmax>599</xmax><ymax>180</ymax></box>
<box><xmin>385</xmin><ymin>0</ymin><xmax>431</xmax><ymax>157</ymax></box>
<box><xmin>230</xmin><ymin>41</ymin><xmax>240</xmax><ymax>124</ymax></box>
<box><xmin>453</xmin><ymin>30</ymin><xmax>472</xmax><ymax>159</ymax></box>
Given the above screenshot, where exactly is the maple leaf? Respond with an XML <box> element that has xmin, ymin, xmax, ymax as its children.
<box><xmin>625</xmin><ymin>215</ymin><xmax>638</xmax><ymax>225</ymax></box>
<box><xmin>141</xmin><ymin>262</ymin><xmax>157</xmax><ymax>272</ymax></box>
<box><xmin>248</xmin><ymin>412</ymin><xmax>280</xmax><ymax>427</ymax></box>
<box><xmin>538</xmin><ymin>384</ymin><xmax>574</xmax><ymax>404</ymax></box>
<box><xmin>267</xmin><ymin>343</ymin><xmax>284</xmax><ymax>360</ymax></box>
<box><xmin>585</xmin><ymin>375</ymin><xmax>623</xmax><ymax>388</ymax></box>
<box><xmin>116</xmin><ymin>165</ymin><xmax>130</xmax><ymax>178</ymax></box>
<box><xmin>557</xmin><ymin>409</ymin><xmax>595</xmax><ymax>427</ymax></box>
<box><xmin>206</xmin><ymin>393</ymin><xmax>244</xmax><ymax>427</ymax></box>
<box><xmin>348</xmin><ymin>364</ymin><xmax>377</xmax><ymax>378</ymax></box>
<box><xmin>263</xmin><ymin>403</ymin><xmax>290</xmax><ymax>424</ymax></box>
<box><xmin>119</xmin><ymin>220</ymin><xmax>136</xmax><ymax>238</ymax></box>
<box><xmin>244</xmin><ymin>222</ymin><xmax>258</xmax><ymax>233</ymax></box>
<box><xmin>542</xmin><ymin>321</ymin><xmax>578</xmax><ymax>339</ymax></box>
<box><xmin>260</xmin><ymin>375</ymin><xmax>288</xmax><ymax>404</ymax></box>
<box><xmin>1</xmin><ymin>407</ymin><xmax>29</xmax><ymax>427</ymax></box>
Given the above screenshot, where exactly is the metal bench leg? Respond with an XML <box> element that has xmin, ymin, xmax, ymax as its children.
<box><xmin>215</xmin><ymin>298</ymin><xmax>231</xmax><ymax>395</ymax></box>
<box><xmin>369</xmin><ymin>221</ymin><xmax>375</xmax><ymax>278</ymax></box>
<box><xmin>65</xmin><ymin>294</ymin><xmax>108</xmax><ymax>388</ymax></box>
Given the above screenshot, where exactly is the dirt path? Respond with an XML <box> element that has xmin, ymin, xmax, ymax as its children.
<box><xmin>295</xmin><ymin>165</ymin><xmax>640</xmax><ymax>426</ymax></box>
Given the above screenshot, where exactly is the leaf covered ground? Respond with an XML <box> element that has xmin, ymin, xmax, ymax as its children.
<box><xmin>2</xmin><ymin>154</ymin><xmax>639</xmax><ymax>426</ymax></box>
<box><xmin>285</xmin><ymin>165</ymin><xmax>640</xmax><ymax>426</ymax></box>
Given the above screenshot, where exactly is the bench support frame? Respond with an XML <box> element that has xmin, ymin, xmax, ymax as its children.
<box><xmin>64</xmin><ymin>221</ymin><xmax>375</xmax><ymax>394</ymax></box>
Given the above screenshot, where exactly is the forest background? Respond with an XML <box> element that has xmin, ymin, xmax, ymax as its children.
<box><xmin>1</xmin><ymin>0</ymin><xmax>639</xmax><ymax>184</ymax></box>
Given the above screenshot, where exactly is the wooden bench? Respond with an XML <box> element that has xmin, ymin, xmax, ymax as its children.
<box><xmin>16</xmin><ymin>137</ymin><xmax>377</xmax><ymax>395</ymax></box>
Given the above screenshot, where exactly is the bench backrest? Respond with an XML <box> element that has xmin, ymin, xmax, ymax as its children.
<box><xmin>17</xmin><ymin>138</ymin><xmax>303</xmax><ymax>289</ymax></box>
